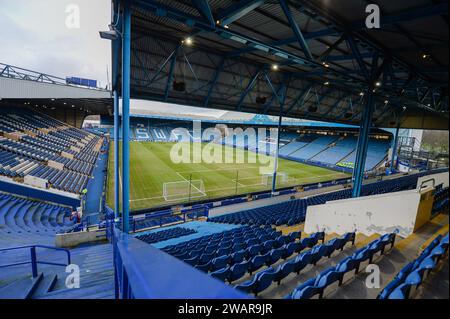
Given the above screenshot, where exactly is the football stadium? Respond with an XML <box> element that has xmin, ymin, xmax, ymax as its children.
<box><xmin>0</xmin><ymin>0</ymin><xmax>449</xmax><ymax>304</ymax></box>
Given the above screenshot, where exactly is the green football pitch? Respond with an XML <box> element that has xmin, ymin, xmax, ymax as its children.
<box><xmin>106</xmin><ymin>142</ymin><xmax>350</xmax><ymax>211</ymax></box>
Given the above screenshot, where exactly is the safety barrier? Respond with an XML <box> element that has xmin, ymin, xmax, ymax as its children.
<box><xmin>0</xmin><ymin>245</ymin><xmax>71</xmax><ymax>278</ymax></box>
<box><xmin>111</xmin><ymin>226</ymin><xmax>249</xmax><ymax>299</ymax></box>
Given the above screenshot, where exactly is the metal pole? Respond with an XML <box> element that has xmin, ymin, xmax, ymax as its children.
<box><xmin>271</xmin><ymin>80</ymin><xmax>287</xmax><ymax>195</ymax></box>
<box><xmin>121</xmin><ymin>2</ymin><xmax>131</xmax><ymax>233</ymax></box>
<box><xmin>271</xmin><ymin>115</ymin><xmax>282</xmax><ymax>194</ymax></box>
<box><xmin>113</xmin><ymin>90</ymin><xmax>120</xmax><ymax>218</ymax></box>
<box><xmin>352</xmin><ymin>89</ymin><xmax>374</xmax><ymax>198</ymax></box>
<box><xmin>188</xmin><ymin>174</ymin><xmax>192</xmax><ymax>204</ymax></box>
<box><xmin>390</xmin><ymin>122</ymin><xmax>400</xmax><ymax>173</ymax></box>
<box><xmin>235</xmin><ymin>170</ymin><xmax>239</xmax><ymax>195</ymax></box>
<box><xmin>30</xmin><ymin>247</ymin><xmax>38</xmax><ymax>278</ymax></box>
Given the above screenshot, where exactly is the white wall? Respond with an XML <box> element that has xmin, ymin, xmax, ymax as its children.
<box><xmin>304</xmin><ymin>189</ymin><xmax>422</xmax><ymax>238</ymax></box>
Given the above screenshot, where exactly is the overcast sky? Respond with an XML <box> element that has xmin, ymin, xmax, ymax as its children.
<box><xmin>0</xmin><ymin>0</ymin><xmax>111</xmax><ymax>86</ymax></box>
<box><xmin>0</xmin><ymin>0</ymin><xmax>236</xmax><ymax>117</ymax></box>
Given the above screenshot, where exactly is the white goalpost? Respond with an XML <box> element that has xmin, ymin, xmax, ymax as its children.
<box><xmin>163</xmin><ymin>180</ymin><xmax>206</xmax><ymax>201</ymax></box>
<box><xmin>261</xmin><ymin>172</ymin><xmax>289</xmax><ymax>187</ymax></box>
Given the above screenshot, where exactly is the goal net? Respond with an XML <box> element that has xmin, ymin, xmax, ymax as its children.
<box><xmin>163</xmin><ymin>180</ymin><xmax>206</xmax><ymax>201</ymax></box>
<box><xmin>261</xmin><ymin>172</ymin><xmax>289</xmax><ymax>187</ymax></box>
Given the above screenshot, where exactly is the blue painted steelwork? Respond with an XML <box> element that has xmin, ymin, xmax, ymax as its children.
<box><xmin>236</xmin><ymin>69</ymin><xmax>261</xmax><ymax>111</ymax></box>
<box><xmin>323</xmin><ymin>94</ymin><xmax>346</xmax><ymax>116</ymax></box>
<box><xmin>271</xmin><ymin>114</ymin><xmax>282</xmax><ymax>195</ymax></box>
<box><xmin>390</xmin><ymin>123</ymin><xmax>400</xmax><ymax>173</ymax></box>
<box><xmin>165</xmin><ymin>46</ymin><xmax>178</xmax><ymax>101</ymax></box>
<box><xmin>284</xmin><ymin>83</ymin><xmax>314</xmax><ymax>116</ymax></box>
<box><xmin>121</xmin><ymin>3</ymin><xmax>131</xmax><ymax>233</ymax></box>
<box><xmin>278</xmin><ymin>0</ymin><xmax>312</xmax><ymax>60</ymax></box>
<box><xmin>123</xmin><ymin>0</ymin><xmax>448</xmax><ymax>119</ymax></box>
<box><xmin>229</xmin><ymin>28</ymin><xmax>337</xmax><ymax>58</ymax></box>
<box><xmin>192</xmin><ymin>0</ymin><xmax>215</xmax><ymax>28</ymax></box>
<box><xmin>217</xmin><ymin>0</ymin><xmax>267</xmax><ymax>25</ymax></box>
<box><xmin>0</xmin><ymin>245</ymin><xmax>71</xmax><ymax>278</ymax></box>
<box><xmin>351</xmin><ymin>2</ymin><xmax>448</xmax><ymax>30</ymax></box>
<box><xmin>352</xmin><ymin>89</ymin><xmax>375</xmax><ymax>198</ymax></box>
<box><xmin>346</xmin><ymin>35</ymin><xmax>370</xmax><ymax>81</ymax></box>
<box><xmin>263</xmin><ymin>81</ymin><xmax>285</xmax><ymax>114</ymax></box>
<box><xmin>204</xmin><ymin>57</ymin><xmax>225</xmax><ymax>107</ymax></box>
<box><xmin>113</xmin><ymin>90</ymin><xmax>120</xmax><ymax>218</ymax></box>
<box><xmin>271</xmin><ymin>83</ymin><xmax>287</xmax><ymax>194</ymax></box>
<box><xmin>112</xmin><ymin>227</ymin><xmax>249</xmax><ymax>299</ymax></box>
<box><xmin>145</xmin><ymin>49</ymin><xmax>177</xmax><ymax>87</ymax></box>
<box><xmin>111</xmin><ymin>0</ymin><xmax>121</xmax><ymax>220</ymax></box>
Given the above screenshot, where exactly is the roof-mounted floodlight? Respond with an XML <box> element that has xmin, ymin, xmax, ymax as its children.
<box><xmin>99</xmin><ymin>30</ymin><xmax>119</xmax><ymax>40</ymax></box>
<box><xmin>99</xmin><ymin>24</ymin><xmax>120</xmax><ymax>40</ymax></box>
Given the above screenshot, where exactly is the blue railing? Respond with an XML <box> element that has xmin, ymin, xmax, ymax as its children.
<box><xmin>0</xmin><ymin>245</ymin><xmax>71</xmax><ymax>278</ymax></box>
<box><xmin>111</xmin><ymin>226</ymin><xmax>249</xmax><ymax>299</ymax></box>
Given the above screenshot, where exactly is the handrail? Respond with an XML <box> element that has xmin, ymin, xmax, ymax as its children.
<box><xmin>0</xmin><ymin>245</ymin><xmax>71</xmax><ymax>278</ymax></box>
<box><xmin>112</xmin><ymin>227</ymin><xmax>249</xmax><ymax>299</ymax></box>
<box><xmin>420</xmin><ymin>178</ymin><xmax>436</xmax><ymax>190</ymax></box>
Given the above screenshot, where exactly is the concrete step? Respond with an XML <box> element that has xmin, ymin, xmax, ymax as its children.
<box><xmin>0</xmin><ymin>273</ymin><xmax>43</xmax><ymax>299</ymax></box>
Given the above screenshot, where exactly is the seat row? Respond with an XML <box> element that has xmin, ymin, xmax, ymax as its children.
<box><xmin>235</xmin><ymin>232</ymin><xmax>356</xmax><ymax>296</ymax></box>
<box><xmin>162</xmin><ymin>226</ymin><xmax>280</xmax><ymax>261</ymax></box>
<box><xmin>136</xmin><ymin>226</ymin><xmax>197</xmax><ymax>244</ymax></box>
<box><xmin>378</xmin><ymin>233</ymin><xmax>449</xmax><ymax>299</ymax></box>
<box><xmin>0</xmin><ymin>150</ymin><xmax>40</xmax><ymax>178</ymax></box>
<box><xmin>0</xmin><ymin>137</ymin><xmax>94</xmax><ymax>176</ymax></box>
<box><xmin>286</xmin><ymin>233</ymin><xmax>396</xmax><ymax>299</ymax></box>
<box><xmin>432</xmin><ymin>186</ymin><xmax>449</xmax><ymax>215</ymax></box>
<box><xmin>0</xmin><ymin>192</ymin><xmax>76</xmax><ymax>236</ymax></box>
<box><xmin>131</xmin><ymin>215</ymin><xmax>184</xmax><ymax>231</ymax></box>
<box><xmin>209</xmin><ymin>232</ymin><xmax>325</xmax><ymax>284</ymax></box>
<box><xmin>208</xmin><ymin>171</ymin><xmax>437</xmax><ymax>227</ymax></box>
<box><xmin>192</xmin><ymin>231</ymin><xmax>303</xmax><ymax>274</ymax></box>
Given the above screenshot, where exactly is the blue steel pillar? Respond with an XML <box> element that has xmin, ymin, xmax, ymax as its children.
<box><xmin>113</xmin><ymin>90</ymin><xmax>120</xmax><ymax>218</ymax></box>
<box><xmin>121</xmin><ymin>2</ymin><xmax>131</xmax><ymax>233</ymax></box>
<box><xmin>111</xmin><ymin>0</ymin><xmax>121</xmax><ymax>220</ymax></box>
<box><xmin>390</xmin><ymin>123</ymin><xmax>400</xmax><ymax>173</ymax></box>
<box><xmin>271</xmin><ymin>114</ymin><xmax>282</xmax><ymax>194</ymax></box>
<box><xmin>271</xmin><ymin>83</ymin><xmax>287</xmax><ymax>195</ymax></box>
<box><xmin>352</xmin><ymin>89</ymin><xmax>375</xmax><ymax>198</ymax></box>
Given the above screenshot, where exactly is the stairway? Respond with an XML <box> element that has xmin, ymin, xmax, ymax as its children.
<box><xmin>0</xmin><ymin>243</ymin><xmax>114</xmax><ymax>299</ymax></box>
<box><xmin>37</xmin><ymin>243</ymin><xmax>114</xmax><ymax>299</ymax></box>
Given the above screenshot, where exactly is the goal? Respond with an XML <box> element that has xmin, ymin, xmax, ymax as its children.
<box><xmin>261</xmin><ymin>172</ymin><xmax>289</xmax><ymax>187</ymax></box>
<box><xmin>163</xmin><ymin>180</ymin><xmax>206</xmax><ymax>201</ymax></box>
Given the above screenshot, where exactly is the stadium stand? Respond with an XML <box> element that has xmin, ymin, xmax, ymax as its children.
<box><xmin>338</xmin><ymin>139</ymin><xmax>390</xmax><ymax>170</ymax></box>
<box><xmin>0</xmin><ymin>193</ymin><xmax>75</xmax><ymax>236</ymax></box>
<box><xmin>136</xmin><ymin>227</ymin><xmax>197</xmax><ymax>244</ymax></box>
<box><xmin>1</xmin><ymin>0</ymin><xmax>448</xmax><ymax>303</ymax></box>
<box><xmin>432</xmin><ymin>186</ymin><xmax>449</xmax><ymax>216</ymax></box>
<box><xmin>311</xmin><ymin>136</ymin><xmax>358</xmax><ymax>165</ymax></box>
<box><xmin>286</xmin><ymin>233</ymin><xmax>397</xmax><ymax>299</ymax></box>
<box><xmin>208</xmin><ymin>171</ymin><xmax>429</xmax><ymax>227</ymax></box>
<box><xmin>235</xmin><ymin>232</ymin><xmax>355</xmax><ymax>296</ymax></box>
<box><xmin>378</xmin><ymin>233</ymin><xmax>448</xmax><ymax>299</ymax></box>
<box><xmin>288</xmin><ymin>136</ymin><xmax>338</xmax><ymax>161</ymax></box>
<box><xmin>107</xmin><ymin>116</ymin><xmax>392</xmax><ymax>172</ymax></box>
<box><xmin>0</xmin><ymin>107</ymin><xmax>103</xmax><ymax>195</ymax></box>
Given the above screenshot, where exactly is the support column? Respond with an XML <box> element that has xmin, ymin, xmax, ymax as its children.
<box><xmin>271</xmin><ymin>114</ymin><xmax>282</xmax><ymax>194</ymax></box>
<box><xmin>390</xmin><ymin>123</ymin><xmax>400</xmax><ymax>173</ymax></box>
<box><xmin>352</xmin><ymin>89</ymin><xmax>375</xmax><ymax>198</ymax></box>
<box><xmin>271</xmin><ymin>83</ymin><xmax>287</xmax><ymax>195</ymax></box>
<box><xmin>113</xmin><ymin>90</ymin><xmax>120</xmax><ymax>218</ymax></box>
<box><xmin>121</xmin><ymin>2</ymin><xmax>131</xmax><ymax>233</ymax></box>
